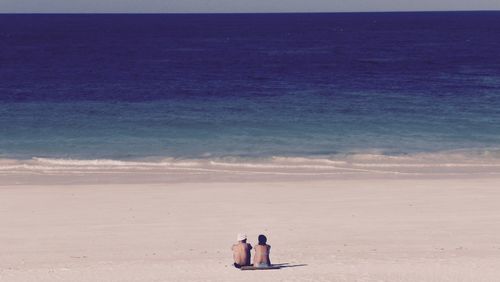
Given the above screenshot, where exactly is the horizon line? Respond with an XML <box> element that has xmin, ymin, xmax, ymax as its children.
<box><xmin>1</xmin><ymin>9</ymin><xmax>499</xmax><ymax>15</ymax></box>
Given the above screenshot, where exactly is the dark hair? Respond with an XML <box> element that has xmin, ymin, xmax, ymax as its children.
<box><xmin>258</xmin><ymin>234</ymin><xmax>267</xmax><ymax>245</ymax></box>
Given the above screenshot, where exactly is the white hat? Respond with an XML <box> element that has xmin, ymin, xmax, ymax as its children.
<box><xmin>237</xmin><ymin>233</ymin><xmax>247</xmax><ymax>241</ymax></box>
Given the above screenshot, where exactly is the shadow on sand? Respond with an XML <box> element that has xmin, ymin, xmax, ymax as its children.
<box><xmin>272</xmin><ymin>263</ymin><xmax>308</xmax><ymax>269</ymax></box>
<box><xmin>238</xmin><ymin>263</ymin><xmax>307</xmax><ymax>270</ymax></box>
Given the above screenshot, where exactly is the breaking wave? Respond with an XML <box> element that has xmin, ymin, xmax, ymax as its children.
<box><xmin>1</xmin><ymin>148</ymin><xmax>500</xmax><ymax>176</ymax></box>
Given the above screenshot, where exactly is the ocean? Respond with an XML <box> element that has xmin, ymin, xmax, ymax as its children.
<box><xmin>1</xmin><ymin>12</ymin><xmax>500</xmax><ymax>172</ymax></box>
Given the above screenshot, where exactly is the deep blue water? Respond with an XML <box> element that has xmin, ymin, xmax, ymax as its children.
<box><xmin>1</xmin><ymin>12</ymin><xmax>500</xmax><ymax>160</ymax></box>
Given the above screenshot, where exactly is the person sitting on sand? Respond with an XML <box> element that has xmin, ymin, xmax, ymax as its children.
<box><xmin>253</xmin><ymin>234</ymin><xmax>271</xmax><ymax>268</ymax></box>
<box><xmin>231</xmin><ymin>233</ymin><xmax>252</xmax><ymax>268</ymax></box>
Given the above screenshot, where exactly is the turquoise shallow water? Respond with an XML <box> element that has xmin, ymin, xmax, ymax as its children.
<box><xmin>1</xmin><ymin>13</ymin><xmax>500</xmax><ymax>161</ymax></box>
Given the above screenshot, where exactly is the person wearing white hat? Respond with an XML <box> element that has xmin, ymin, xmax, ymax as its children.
<box><xmin>231</xmin><ymin>233</ymin><xmax>252</xmax><ymax>268</ymax></box>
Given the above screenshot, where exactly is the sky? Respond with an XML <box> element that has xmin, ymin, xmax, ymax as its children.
<box><xmin>1</xmin><ymin>0</ymin><xmax>500</xmax><ymax>13</ymax></box>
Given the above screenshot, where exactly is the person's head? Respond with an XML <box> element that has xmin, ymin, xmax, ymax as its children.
<box><xmin>237</xmin><ymin>233</ymin><xmax>247</xmax><ymax>243</ymax></box>
<box><xmin>258</xmin><ymin>234</ymin><xmax>267</xmax><ymax>245</ymax></box>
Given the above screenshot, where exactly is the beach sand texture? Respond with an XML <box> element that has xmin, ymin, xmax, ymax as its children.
<box><xmin>1</xmin><ymin>176</ymin><xmax>500</xmax><ymax>281</ymax></box>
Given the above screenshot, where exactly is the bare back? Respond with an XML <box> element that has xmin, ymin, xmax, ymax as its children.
<box><xmin>232</xmin><ymin>242</ymin><xmax>252</xmax><ymax>266</ymax></box>
<box><xmin>253</xmin><ymin>244</ymin><xmax>271</xmax><ymax>266</ymax></box>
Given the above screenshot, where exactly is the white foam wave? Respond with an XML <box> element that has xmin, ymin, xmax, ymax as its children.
<box><xmin>270</xmin><ymin>156</ymin><xmax>347</xmax><ymax>165</ymax></box>
<box><xmin>32</xmin><ymin>157</ymin><xmax>193</xmax><ymax>167</ymax></box>
<box><xmin>209</xmin><ymin>161</ymin><xmax>336</xmax><ymax>170</ymax></box>
<box><xmin>1</xmin><ymin>149</ymin><xmax>500</xmax><ymax>176</ymax></box>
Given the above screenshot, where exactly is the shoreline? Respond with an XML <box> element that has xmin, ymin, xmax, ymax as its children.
<box><xmin>2</xmin><ymin>152</ymin><xmax>500</xmax><ymax>185</ymax></box>
<box><xmin>2</xmin><ymin>170</ymin><xmax>500</xmax><ymax>186</ymax></box>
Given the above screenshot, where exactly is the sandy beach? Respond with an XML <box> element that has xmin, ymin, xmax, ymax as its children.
<box><xmin>1</xmin><ymin>174</ymin><xmax>499</xmax><ymax>281</ymax></box>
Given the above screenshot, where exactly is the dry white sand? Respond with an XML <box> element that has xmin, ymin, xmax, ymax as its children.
<box><xmin>1</xmin><ymin>176</ymin><xmax>500</xmax><ymax>281</ymax></box>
